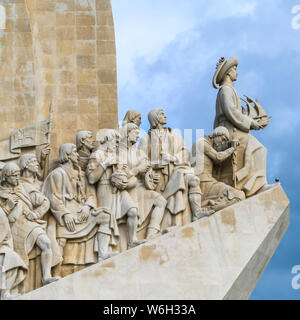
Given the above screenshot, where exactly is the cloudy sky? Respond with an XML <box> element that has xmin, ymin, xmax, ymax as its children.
<box><xmin>111</xmin><ymin>0</ymin><xmax>300</xmax><ymax>299</ymax></box>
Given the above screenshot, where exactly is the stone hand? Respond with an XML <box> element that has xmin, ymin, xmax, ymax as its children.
<box><xmin>161</xmin><ymin>152</ymin><xmax>175</xmax><ymax>163</ymax></box>
<box><xmin>138</xmin><ymin>162</ymin><xmax>151</xmax><ymax>174</ymax></box>
<box><xmin>103</xmin><ymin>156</ymin><xmax>117</xmax><ymax>167</ymax></box>
<box><xmin>24</xmin><ymin>210</ymin><xmax>38</xmax><ymax>221</ymax></box>
<box><xmin>64</xmin><ymin>214</ymin><xmax>76</xmax><ymax>232</ymax></box>
<box><xmin>6</xmin><ymin>196</ymin><xmax>18</xmax><ymax>210</ymax></box>
<box><xmin>251</xmin><ymin>119</ymin><xmax>263</xmax><ymax>130</ymax></box>
<box><xmin>77</xmin><ymin>206</ymin><xmax>90</xmax><ymax>223</ymax></box>
<box><xmin>41</xmin><ymin>144</ymin><xmax>51</xmax><ymax>160</ymax></box>
<box><xmin>231</xmin><ymin>139</ymin><xmax>240</xmax><ymax>149</ymax></box>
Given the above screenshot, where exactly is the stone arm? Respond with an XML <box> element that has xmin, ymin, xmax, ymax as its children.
<box><xmin>84</xmin><ymin>176</ymin><xmax>97</xmax><ymax>209</ymax></box>
<box><xmin>43</xmin><ymin>171</ymin><xmax>71</xmax><ymax>226</ymax></box>
<box><xmin>204</xmin><ymin>140</ymin><xmax>235</xmax><ymax>165</ymax></box>
<box><xmin>220</xmin><ymin>86</ymin><xmax>253</xmax><ymax>132</ymax></box>
<box><xmin>36</xmin><ymin>144</ymin><xmax>51</xmax><ymax>181</ymax></box>
<box><xmin>28</xmin><ymin>190</ymin><xmax>50</xmax><ymax>219</ymax></box>
<box><xmin>129</xmin><ymin>149</ymin><xmax>150</xmax><ymax>177</ymax></box>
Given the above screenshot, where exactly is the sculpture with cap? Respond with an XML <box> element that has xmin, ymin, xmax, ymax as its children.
<box><xmin>212</xmin><ymin>56</ymin><xmax>271</xmax><ymax>197</ymax></box>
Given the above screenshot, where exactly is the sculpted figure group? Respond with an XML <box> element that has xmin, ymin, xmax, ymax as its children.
<box><xmin>0</xmin><ymin>56</ymin><xmax>271</xmax><ymax>298</ymax></box>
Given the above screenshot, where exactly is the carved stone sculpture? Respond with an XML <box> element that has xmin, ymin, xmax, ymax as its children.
<box><xmin>138</xmin><ymin>108</ymin><xmax>209</xmax><ymax>226</ymax></box>
<box><xmin>76</xmin><ymin>131</ymin><xmax>95</xmax><ymax>171</ymax></box>
<box><xmin>19</xmin><ymin>154</ymin><xmax>43</xmax><ymax>191</ymax></box>
<box><xmin>191</xmin><ymin>126</ymin><xmax>245</xmax><ymax>212</ymax></box>
<box><xmin>119</xmin><ymin>123</ymin><xmax>167</xmax><ymax>239</ymax></box>
<box><xmin>0</xmin><ymin>207</ymin><xmax>27</xmax><ymax>300</ymax></box>
<box><xmin>87</xmin><ymin>130</ymin><xmax>145</xmax><ymax>249</ymax></box>
<box><xmin>213</xmin><ymin>57</ymin><xmax>270</xmax><ymax>197</ymax></box>
<box><xmin>122</xmin><ymin>110</ymin><xmax>142</xmax><ymax>127</ymax></box>
<box><xmin>0</xmin><ymin>163</ymin><xmax>58</xmax><ymax>286</ymax></box>
<box><xmin>43</xmin><ymin>144</ymin><xmax>118</xmax><ymax>276</ymax></box>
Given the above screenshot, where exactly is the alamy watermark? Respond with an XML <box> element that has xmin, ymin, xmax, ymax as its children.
<box><xmin>0</xmin><ymin>4</ymin><xmax>5</xmax><ymax>30</ymax></box>
<box><xmin>292</xmin><ymin>5</ymin><xmax>300</xmax><ymax>30</ymax></box>
<box><xmin>0</xmin><ymin>265</ymin><xmax>6</xmax><ymax>290</ymax></box>
<box><xmin>291</xmin><ymin>265</ymin><xmax>300</xmax><ymax>289</ymax></box>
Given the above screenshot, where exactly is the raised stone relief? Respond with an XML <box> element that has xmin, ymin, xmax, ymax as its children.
<box><xmin>0</xmin><ymin>163</ymin><xmax>58</xmax><ymax>293</ymax></box>
<box><xmin>0</xmin><ymin>120</ymin><xmax>50</xmax><ymax>161</ymax></box>
<box><xmin>0</xmin><ymin>58</ymin><xmax>276</xmax><ymax>299</ymax></box>
<box><xmin>87</xmin><ymin>130</ymin><xmax>145</xmax><ymax>250</ymax></box>
<box><xmin>138</xmin><ymin>108</ymin><xmax>212</xmax><ymax>227</ymax></box>
<box><xmin>0</xmin><ymin>0</ymin><xmax>287</xmax><ymax>301</ymax></box>
<box><xmin>0</xmin><ymin>206</ymin><xmax>27</xmax><ymax>300</ymax></box>
<box><xmin>43</xmin><ymin>143</ymin><xmax>118</xmax><ymax>278</ymax></box>
<box><xmin>122</xmin><ymin>110</ymin><xmax>142</xmax><ymax>128</ymax></box>
<box><xmin>191</xmin><ymin>126</ymin><xmax>245</xmax><ymax>212</ymax></box>
<box><xmin>212</xmin><ymin>56</ymin><xmax>270</xmax><ymax>197</ymax></box>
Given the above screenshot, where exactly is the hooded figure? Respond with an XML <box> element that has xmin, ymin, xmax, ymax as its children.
<box><xmin>139</xmin><ymin>108</ymin><xmax>208</xmax><ymax>227</ymax></box>
<box><xmin>122</xmin><ymin>110</ymin><xmax>142</xmax><ymax>128</ymax></box>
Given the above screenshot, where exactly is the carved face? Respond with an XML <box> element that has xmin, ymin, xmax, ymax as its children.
<box><xmin>128</xmin><ymin>129</ymin><xmax>140</xmax><ymax>144</ymax></box>
<box><xmin>69</xmin><ymin>147</ymin><xmax>79</xmax><ymax>164</ymax></box>
<box><xmin>228</xmin><ymin>66</ymin><xmax>238</xmax><ymax>82</ymax></box>
<box><xmin>133</xmin><ymin>114</ymin><xmax>142</xmax><ymax>127</ymax></box>
<box><xmin>157</xmin><ymin>110</ymin><xmax>167</xmax><ymax>125</ymax></box>
<box><xmin>6</xmin><ymin>170</ymin><xmax>20</xmax><ymax>187</ymax></box>
<box><xmin>81</xmin><ymin>134</ymin><xmax>95</xmax><ymax>151</ymax></box>
<box><xmin>213</xmin><ymin>135</ymin><xmax>229</xmax><ymax>152</ymax></box>
<box><xmin>26</xmin><ymin>157</ymin><xmax>39</xmax><ymax>173</ymax></box>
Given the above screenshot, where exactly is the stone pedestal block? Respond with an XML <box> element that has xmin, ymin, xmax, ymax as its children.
<box><xmin>18</xmin><ymin>183</ymin><xmax>289</xmax><ymax>300</ymax></box>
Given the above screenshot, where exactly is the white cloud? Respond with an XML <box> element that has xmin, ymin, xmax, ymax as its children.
<box><xmin>111</xmin><ymin>0</ymin><xmax>259</xmax><ymax>87</ymax></box>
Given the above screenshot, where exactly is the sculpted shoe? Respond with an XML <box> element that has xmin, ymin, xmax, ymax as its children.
<box><xmin>161</xmin><ymin>226</ymin><xmax>179</xmax><ymax>234</ymax></box>
<box><xmin>42</xmin><ymin>276</ymin><xmax>61</xmax><ymax>286</ymax></box>
<box><xmin>127</xmin><ymin>239</ymin><xmax>146</xmax><ymax>249</ymax></box>
<box><xmin>146</xmin><ymin>228</ymin><xmax>161</xmax><ymax>240</ymax></box>
<box><xmin>193</xmin><ymin>209</ymin><xmax>215</xmax><ymax>221</ymax></box>
<box><xmin>98</xmin><ymin>252</ymin><xmax>118</xmax><ymax>263</ymax></box>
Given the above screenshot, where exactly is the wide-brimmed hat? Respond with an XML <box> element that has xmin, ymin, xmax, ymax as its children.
<box><xmin>212</xmin><ymin>56</ymin><xmax>238</xmax><ymax>89</ymax></box>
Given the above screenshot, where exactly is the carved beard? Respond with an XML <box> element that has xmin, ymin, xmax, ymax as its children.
<box><xmin>82</xmin><ymin>140</ymin><xmax>95</xmax><ymax>151</ymax></box>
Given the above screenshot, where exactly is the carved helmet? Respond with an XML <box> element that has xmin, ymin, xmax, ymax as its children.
<box><xmin>212</xmin><ymin>56</ymin><xmax>238</xmax><ymax>89</ymax></box>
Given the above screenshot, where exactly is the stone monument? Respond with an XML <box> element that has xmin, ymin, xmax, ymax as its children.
<box><xmin>0</xmin><ymin>0</ymin><xmax>118</xmax><ymax>163</ymax></box>
<box><xmin>0</xmin><ymin>1</ymin><xmax>289</xmax><ymax>300</ymax></box>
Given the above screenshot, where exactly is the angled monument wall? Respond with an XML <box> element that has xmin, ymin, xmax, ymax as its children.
<box><xmin>0</xmin><ymin>0</ymin><xmax>118</xmax><ymax>160</ymax></box>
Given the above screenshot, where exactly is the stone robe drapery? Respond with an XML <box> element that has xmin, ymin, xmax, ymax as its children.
<box><xmin>214</xmin><ymin>84</ymin><xmax>267</xmax><ymax>197</ymax></box>
<box><xmin>0</xmin><ymin>184</ymin><xmax>47</xmax><ymax>266</ymax></box>
<box><xmin>87</xmin><ymin>149</ymin><xmax>137</xmax><ymax>222</ymax></box>
<box><xmin>138</xmin><ymin>128</ymin><xmax>192</xmax><ymax>226</ymax></box>
<box><xmin>191</xmin><ymin>137</ymin><xmax>245</xmax><ymax>208</ymax></box>
<box><xmin>118</xmin><ymin>144</ymin><xmax>166</xmax><ymax>229</ymax></box>
<box><xmin>0</xmin><ymin>208</ymin><xmax>27</xmax><ymax>291</ymax></box>
<box><xmin>138</xmin><ymin>128</ymin><xmax>190</xmax><ymax>192</ymax></box>
<box><xmin>43</xmin><ymin>164</ymin><xmax>107</xmax><ymax>268</ymax></box>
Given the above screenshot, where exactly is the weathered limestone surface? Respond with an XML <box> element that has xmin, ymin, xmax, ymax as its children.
<box><xmin>0</xmin><ymin>0</ymin><xmax>118</xmax><ymax>160</ymax></box>
<box><xmin>18</xmin><ymin>183</ymin><xmax>289</xmax><ymax>300</ymax></box>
